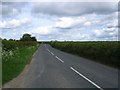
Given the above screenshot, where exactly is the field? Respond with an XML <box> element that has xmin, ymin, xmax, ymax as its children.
<box><xmin>49</xmin><ymin>41</ymin><xmax>119</xmax><ymax>69</ymax></box>
<box><xmin>2</xmin><ymin>40</ymin><xmax>39</xmax><ymax>85</ymax></box>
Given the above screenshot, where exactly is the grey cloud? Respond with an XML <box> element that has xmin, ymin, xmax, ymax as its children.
<box><xmin>1</xmin><ymin>2</ymin><xmax>26</xmax><ymax>17</ymax></box>
<box><xmin>54</xmin><ymin>25</ymin><xmax>73</xmax><ymax>30</ymax></box>
<box><xmin>31</xmin><ymin>2</ymin><xmax>117</xmax><ymax>17</ymax></box>
<box><xmin>92</xmin><ymin>27</ymin><xmax>117</xmax><ymax>41</ymax></box>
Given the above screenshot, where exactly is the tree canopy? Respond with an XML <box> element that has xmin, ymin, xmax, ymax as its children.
<box><xmin>20</xmin><ymin>34</ymin><xmax>37</xmax><ymax>41</ymax></box>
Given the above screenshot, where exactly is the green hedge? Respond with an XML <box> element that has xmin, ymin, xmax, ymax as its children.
<box><xmin>50</xmin><ymin>41</ymin><xmax>119</xmax><ymax>69</ymax></box>
<box><xmin>2</xmin><ymin>40</ymin><xmax>38</xmax><ymax>51</ymax></box>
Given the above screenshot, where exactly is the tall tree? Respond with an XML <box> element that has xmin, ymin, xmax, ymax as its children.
<box><xmin>20</xmin><ymin>33</ymin><xmax>37</xmax><ymax>41</ymax></box>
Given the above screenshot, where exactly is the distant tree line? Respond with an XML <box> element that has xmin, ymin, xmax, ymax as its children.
<box><xmin>1</xmin><ymin>33</ymin><xmax>37</xmax><ymax>42</ymax></box>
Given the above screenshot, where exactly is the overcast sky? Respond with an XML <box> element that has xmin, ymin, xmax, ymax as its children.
<box><xmin>0</xmin><ymin>2</ymin><xmax>118</xmax><ymax>41</ymax></box>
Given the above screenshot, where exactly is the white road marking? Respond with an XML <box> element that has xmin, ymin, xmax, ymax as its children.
<box><xmin>45</xmin><ymin>45</ymin><xmax>54</xmax><ymax>56</ymax></box>
<box><xmin>47</xmin><ymin>49</ymin><xmax>51</xmax><ymax>53</ymax></box>
<box><xmin>55</xmin><ymin>56</ymin><xmax>64</xmax><ymax>63</ymax></box>
<box><xmin>50</xmin><ymin>52</ymin><xmax>54</xmax><ymax>55</ymax></box>
<box><xmin>70</xmin><ymin>67</ymin><xmax>103</xmax><ymax>90</ymax></box>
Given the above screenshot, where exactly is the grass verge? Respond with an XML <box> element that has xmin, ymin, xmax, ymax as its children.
<box><xmin>2</xmin><ymin>45</ymin><xmax>39</xmax><ymax>85</ymax></box>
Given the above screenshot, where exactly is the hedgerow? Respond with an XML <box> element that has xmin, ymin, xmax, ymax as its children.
<box><xmin>49</xmin><ymin>41</ymin><xmax>119</xmax><ymax>69</ymax></box>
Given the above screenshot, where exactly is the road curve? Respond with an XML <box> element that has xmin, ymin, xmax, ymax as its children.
<box><xmin>3</xmin><ymin>44</ymin><xmax>119</xmax><ymax>89</ymax></box>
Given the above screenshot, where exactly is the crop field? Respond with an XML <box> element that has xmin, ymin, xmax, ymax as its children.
<box><xmin>49</xmin><ymin>41</ymin><xmax>119</xmax><ymax>69</ymax></box>
<box><xmin>2</xmin><ymin>40</ymin><xmax>39</xmax><ymax>85</ymax></box>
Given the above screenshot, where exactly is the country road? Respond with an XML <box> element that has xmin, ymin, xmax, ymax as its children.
<box><xmin>3</xmin><ymin>44</ymin><xmax>119</xmax><ymax>89</ymax></box>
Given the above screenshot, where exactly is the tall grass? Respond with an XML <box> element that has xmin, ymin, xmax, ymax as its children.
<box><xmin>2</xmin><ymin>40</ymin><xmax>39</xmax><ymax>85</ymax></box>
<box><xmin>49</xmin><ymin>41</ymin><xmax>119</xmax><ymax>69</ymax></box>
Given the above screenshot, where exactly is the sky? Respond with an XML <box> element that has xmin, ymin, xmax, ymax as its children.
<box><xmin>0</xmin><ymin>2</ymin><xmax>118</xmax><ymax>41</ymax></box>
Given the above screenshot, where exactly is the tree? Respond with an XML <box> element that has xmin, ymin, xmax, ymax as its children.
<box><xmin>31</xmin><ymin>37</ymin><xmax>37</xmax><ymax>41</ymax></box>
<box><xmin>9</xmin><ymin>39</ymin><xmax>14</xmax><ymax>41</ymax></box>
<box><xmin>20</xmin><ymin>33</ymin><xmax>37</xmax><ymax>41</ymax></box>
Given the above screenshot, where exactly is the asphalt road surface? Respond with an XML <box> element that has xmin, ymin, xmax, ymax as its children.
<box><xmin>4</xmin><ymin>44</ymin><xmax>119</xmax><ymax>89</ymax></box>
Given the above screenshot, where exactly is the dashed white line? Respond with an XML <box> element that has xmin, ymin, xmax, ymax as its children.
<box><xmin>46</xmin><ymin>45</ymin><xmax>64</xmax><ymax>62</ymax></box>
<box><xmin>70</xmin><ymin>67</ymin><xmax>103</xmax><ymax>90</ymax></box>
<box><xmin>45</xmin><ymin>44</ymin><xmax>102</xmax><ymax>90</ymax></box>
<box><xmin>55</xmin><ymin>56</ymin><xmax>64</xmax><ymax>63</ymax></box>
<box><xmin>46</xmin><ymin>47</ymin><xmax>54</xmax><ymax>56</ymax></box>
<box><xmin>50</xmin><ymin>52</ymin><xmax>54</xmax><ymax>55</ymax></box>
<box><xmin>47</xmin><ymin>49</ymin><xmax>50</xmax><ymax>53</ymax></box>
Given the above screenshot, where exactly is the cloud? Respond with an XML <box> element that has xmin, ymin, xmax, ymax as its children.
<box><xmin>28</xmin><ymin>11</ymin><xmax>118</xmax><ymax>41</ymax></box>
<box><xmin>54</xmin><ymin>14</ymin><xmax>116</xmax><ymax>29</ymax></box>
<box><xmin>31</xmin><ymin>2</ymin><xmax>117</xmax><ymax>17</ymax></box>
<box><xmin>0</xmin><ymin>18</ymin><xmax>31</xmax><ymax>29</ymax></box>
<box><xmin>57</xmin><ymin>29</ymin><xmax>90</xmax><ymax>41</ymax></box>
<box><xmin>92</xmin><ymin>27</ymin><xmax>117</xmax><ymax>40</ymax></box>
<box><xmin>30</xmin><ymin>24</ymin><xmax>89</xmax><ymax>41</ymax></box>
<box><xmin>1</xmin><ymin>2</ymin><xmax>118</xmax><ymax>41</ymax></box>
<box><xmin>1</xmin><ymin>2</ymin><xmax>26</xmax><ymax>17</ymax></box>
<box><xmin>55</xmin><ymin>17</ymin><xmax>87</xmax><ymax>29</ymax></box>
<box><xmin>31</xmin><ymin>26</ymin><xmax>57</xmax><ymax>35</ymax></box>
<box><xmin>106</xmin><ymin>19</ymin><xmax>118</xmax><ymax>28</ymax></box>
<box><xmin>96</xmin><ymin>12</ymin><xmax>118</xmax><ymax>28</ymax></box>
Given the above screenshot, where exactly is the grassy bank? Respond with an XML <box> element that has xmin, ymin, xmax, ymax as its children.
<box><xmin>2</xmin><ymin>40</ymin><xmax>39</xmax><ymax>85</ymax></box>
<box><xmin>49</xmin><ymin>41</ymin><xmax>119</xmax><ymax>69</ymax></box>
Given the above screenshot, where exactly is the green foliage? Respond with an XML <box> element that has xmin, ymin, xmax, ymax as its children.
<box><xmin>20</xmin><ymin>33</ymin><xmax>37</xmax><ymax>41</ymax></box>
<box><xmin>2</xmin><ymin>40</ymin><xmax>37</xmax><ymax>51</ymax></box>
<box><xmin>2</xmin><ymin>40</ymin><xmax>39</xmax><ymax>85</ymax></box>
<box><xmin>49</xmin><ymin>41</ymin><xmax>119</xmax><ymax>69</ymax></box>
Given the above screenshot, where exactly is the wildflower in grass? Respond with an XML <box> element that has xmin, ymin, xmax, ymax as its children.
<box><xmin>9</xmin><ymin>51</ymin><xmax>13</xmax><ymax>56</ymax></box>
<box><xmin>16</xmin><ymin>47</ymin><xmax>19</xmax><ymax>50</ymax></box>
